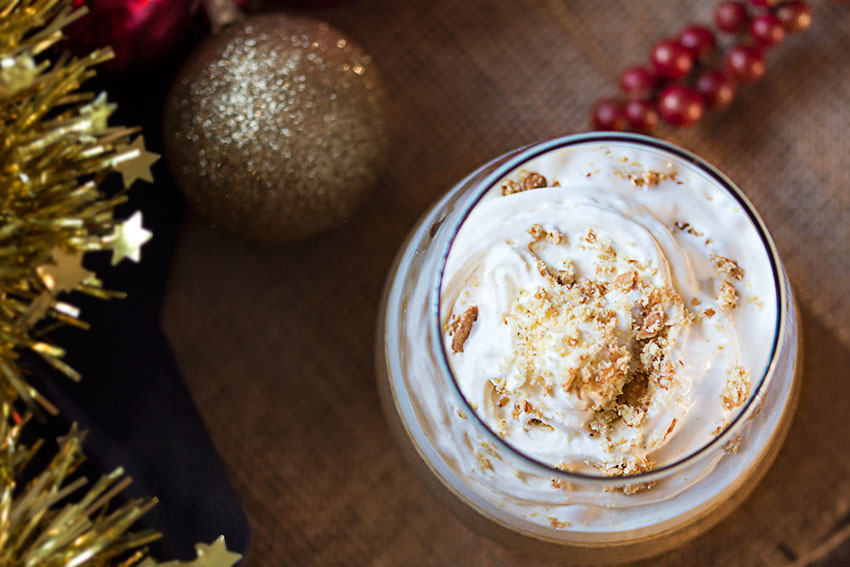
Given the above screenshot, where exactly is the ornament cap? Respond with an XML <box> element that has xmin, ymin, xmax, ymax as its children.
<box><xmin>203</xmin><ymin>0</ymin><xmax>245</xmax><ymax>32</ymax></box>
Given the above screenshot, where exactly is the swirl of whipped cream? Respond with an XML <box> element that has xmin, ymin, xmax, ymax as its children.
<box><xmin>441</xmin><ymin>146</ymin><xmax>777</xmax><ymax>476</ymax></box>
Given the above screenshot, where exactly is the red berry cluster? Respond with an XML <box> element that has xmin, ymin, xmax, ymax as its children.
<box><xmin>591</xmin><ymin>0</ymin><xmax>812</xmax><ymax>133</ymax></box>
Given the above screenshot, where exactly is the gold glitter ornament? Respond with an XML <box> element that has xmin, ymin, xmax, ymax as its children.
<box><xmin>163</xmin><ymin>14</ymin><xmax>386</xmax><ymax>242</ymax></box>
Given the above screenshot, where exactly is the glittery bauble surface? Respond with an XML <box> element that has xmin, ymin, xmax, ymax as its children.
<box><xmin>163</xmin><ymin>15</ymin><xmax>386</xmax><ymax>242</ymax></box>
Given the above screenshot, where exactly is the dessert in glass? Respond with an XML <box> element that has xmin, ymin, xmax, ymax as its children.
<box><xmin>376</xmin><ymin>132</ymin><xmax>801</xmax><ymax>564</ymax></box>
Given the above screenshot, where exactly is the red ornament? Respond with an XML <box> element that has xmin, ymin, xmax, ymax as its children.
<box><xmin>650</xmin><ymin>39</ymin><xmax>694</xmax><ymax>80</ymax></box>
<box><xmin>696</xmin><ymin>70</ymin><xmax>735</xmax><ymax>110</ymax></box>
<box><xmin>624</xmin><ymin>100</ymin><xmax>659</xmax><ymax>134</ymax></box>
<box><xmin>283</xmin><ymin>0</ymin><xmax>349</xmax><ymax>4</ymax></box>
<box><xmin>726</xmin><ymin>45</ymin><xmax>765</xmax><ymax>83</ymax></box>
<box><xmin>715</xmin><ymin>2</ymin><xmax>749</xmax><ymax>33</ymax></box>
<box><xmin>776</xmin><ymin>1</ymin><xmax>812</xmax><ymax>34</ymax></box>
<box><xmin>657</xmin><ymin>85</ymin><xmax>704</xmax><ymax>127</ymax></box>
<box><xmin>591</xmin><ymin>99</ymin><xmax>626</xmax><ymax>131</ymax></box>
<box><xmin>66</xmin><ymin>0</ymin><xmax>199</xmax><ymax>72</ymax></box>
<box><xmin>678</xmin><ymin>25</ymin><xmax>716</xmax><ymax>60</ymax></box>
<box><xmin>750</xmin><ymin>14</ymin><xmax>785</xmax><ymax>48</ymax></box>
<box><xmin>619</xmin><ymin>67</ymin><xmax>656</xmax><ymax>100</ymax></box>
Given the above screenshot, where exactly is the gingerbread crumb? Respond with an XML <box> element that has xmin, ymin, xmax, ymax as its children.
<box><xmin>674</xmin><ymin>221</ymin><xmax>704</xmax><ymax>237</ymax></box>
<box><xmin>548</xmin><ymin>517</ymin><xmax>572</xmax><ymax>529</ymax></box>
<box><xmin>635</xmin><ymin>303</ymin><xmax>665</xmax><ymax>340</ymax></box>
<box><xmin>614</xmin><ymin>165</ymin><xmax>674</xmax><ymax>188</ymax></box>
<box><xmin>451</xmin><ymin>306</ymin><xmax>478</xmax><ymax>353</ymax></box>
<box><xmin>723</xmin><ymin>434</ymin><xmax>742</xmax><ymax>454</ymax></box>
<box><xmin>528</xmin><ymin>224</ymin><xmax>545</xmax><ymax>240</ymax></box>
<box><xmin>528</xmin><ymin>224</ymin><xmax>564</xmax><ymax>245</ymax></box>
<box><xmin>712</xmin><ymin>254</ymin><xmax>745</xmax><ymax>280</ymax></box>
<box><xmin>523</xmin><ymin>172</ymin><xmax>547</xmax><ymax>190</ymax></box>
<box><xmin>722</xmin><ymin>364</ymin><xmax>751</xmax><ymax>410</ymax></box>
<box><xmin>501</xmin><ymin>172</ymin><xmax>548</xmax><ymax>195</ymax></box>
<box><xmin>527</xmin><ymin>418</ymin><xmax>554</xmax><ymax>432</ymax></box>
<box><xmin>663</xmin><ymin>418</ymin><xmax>678</xmax><ymax>441</ymax></box>
<box><xmin>614</xmin><ymin>270</ymin><xmax>637</xmax><ymax>292</ymax></box>
<box><xmin>719</xmin><ymin>280</ymin><xmax>738</xmax><ymax>309</ymax></box>
<box><xmin>500</xmin><ymin>179</ymin><xmax>522</xmax><ymax>196</ymax></box>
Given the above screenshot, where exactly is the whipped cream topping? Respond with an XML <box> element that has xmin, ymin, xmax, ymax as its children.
<box><xmin>440</xmin><ymin>144</ymin><xmax>778</xmax><ymax>476</ymax></box>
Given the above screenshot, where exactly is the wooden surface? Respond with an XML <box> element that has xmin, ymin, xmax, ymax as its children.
<box><xmin>160</xmin><ymin>1</ymin><xmax>850</xmax><ymax>565</ymax></box>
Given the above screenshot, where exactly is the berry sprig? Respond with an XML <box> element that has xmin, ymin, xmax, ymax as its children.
<box><xmin>591</xmin><ymin>0</ymin><xmax>815</xmax><ymax>133</ymax></box>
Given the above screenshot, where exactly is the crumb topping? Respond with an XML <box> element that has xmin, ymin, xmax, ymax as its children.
<box><xmin>719</xmin><ymin>280</ymin><xmax>738</xmax><ymax>309</ymax></box>
<box><xmin>712</xmin><ymin>254</ymin><xmax>745</xmax><ymax>280</ymax></box>
<box><xmin>723</xmin><ymin>434</ymin><xmax>742</xmax><ymax>454</ymax></box>
<box><xmin>548</xmin><ymin>517</ymin><xmax>572</xmax><ymax>529</ymax></box>
<box><xmin>674</xmin><ymin>221</ymin><xmax>704</xmax><ymax>237</ymax></box>
<box><xmin>491</xmin><ymin>251</ymin><xmax>688</xmax><ymax>475</ymax></box>
<box><xmin>450</xmin><ymin>306</ymin><xmax>478</xmax><ymax>353</ymax></box>
<box><xmin>501</xmin><ymin>170</ymin><xmax>550</xmax><ymax>195</ymax></box>
<box><xmin>527</xmin><ymin>223</ymin><xmax>564</xmax><ymax>245</ymax></box>
<box><xmin>613</xmin><ymin>162</ymin><xmax>678</xmax><ymax>188</ymax></box>
<box><xmin>722</xmin><ymin>364</ymin><xmax>751</xmax><ymax>410</ymax></box>
<box><xmin>523</xmin><ymin>172</ymin><xmax>547</xmax><ymax>191</ymax></box>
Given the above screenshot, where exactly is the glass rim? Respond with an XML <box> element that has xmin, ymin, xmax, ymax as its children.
<box><xmin>430</xmin><ymin>132</ymin><xmax>787</xmax><ymax>485</ymax></box>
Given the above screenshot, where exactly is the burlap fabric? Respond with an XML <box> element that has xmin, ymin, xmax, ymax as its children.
<box><xmin>161</xmin><ymin>1</ymin><xmax>850</xmax><ymax>565</ymax></box>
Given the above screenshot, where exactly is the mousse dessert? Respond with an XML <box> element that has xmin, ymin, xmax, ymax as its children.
<box><xmin>440</xmin><ymin>144</ymin><xmax>778</xmax><ymax>479</ymax></box>
<box><xmin>378</xmin><ymin>136</ymin><xmax>798</xmax><ymax>557</ymax></box>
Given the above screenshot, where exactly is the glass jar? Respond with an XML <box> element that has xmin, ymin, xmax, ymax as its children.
<box><xmin>375</xmin><ymin>132</ymin><xmax>801</xmax><ymax>565</ymax></box>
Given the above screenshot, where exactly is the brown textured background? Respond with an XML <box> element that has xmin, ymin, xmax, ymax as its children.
<box><xmin>160</xmin><ymin>1</ymin><xmax>850</xmax><ymax>565</ymax></box>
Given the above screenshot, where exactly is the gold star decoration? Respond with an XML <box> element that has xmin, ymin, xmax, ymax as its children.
<box><xmin>140</xmin><ymin>536</ymin><xmax>242</xmax><ymax>567</ymax></box>
<box><xmin>114</xmin><ymin>135</ymin><xmax>160</xmax><ymax>188</ymax></box>
<box><xmin>194</xmin><ymin>536</ymin><xmax>243</xmax><ymax>567</ymax></box>
<box><xmin>22</xmin><ymin>292</ymin><xmax>53</xmax><ymax>328</ymax></box>
<box><xmin>80</xmin><ymin>92</ymin><xmax>117</xmax><ymax>133</ymax></box>
<box><xmin>36</xmin><ymin>248</ymin><xmax>93</xmax><ymax>293</ymax></box>
<box><xmin>109</xmin><ymin>211</ymin><xmax>152</xmax><ymax>266</ymax></box>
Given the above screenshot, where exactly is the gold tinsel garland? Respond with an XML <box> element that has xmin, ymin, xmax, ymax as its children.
<box><xmin>0</xmin><ymin>0</ymin><xmax>242</xmax><ymax>564</ymax></box>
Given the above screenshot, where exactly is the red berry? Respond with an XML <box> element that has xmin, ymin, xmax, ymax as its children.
<box><xmin>678</xmin><ymin>25</ymin><xmax>716</xmax><ymax>60</ymax></box>
<box><xmin>715</xmin><ymin>2</ymin><xmax>749</xmax><ymax>33</ymax></box>
<box><xmin>726</xmin><ymin>45</ymin><xmax>765</xmax><ymax>83</ymax></box>
<box><xmin>750</xmin><ymin>14</ymin><xmax>785</xmax><ymax>47</ymax></box>
<box><xmin>591</xmin><ymin>99</ymin><xmax>626</xmax><ymax>131</ymax></box>
<box><xmin>749</xmin><ymin>0</ymin><xmax>780</xmax><ymax>6</ymax></box>
<box><xmin>776</xmin><ymin>1</ymin><xmax>812</xmax><ymax>33</ymax></box>
<box><xmin>619</xmin><ymin>67</ymin><xmax>657</xmax><ymax>99</ymax></box>
<box><xmin>696</xmin><ymin>69</ymin><xmax>735</xmax><ymax>110</ymax></box>
<box><xmin>657</xmin><ymin>85</ymin><xmax>705</xmax><ymax>127</ymax></box>
<box><xmin>624</xmin><ymin>100</ymin><xmax>659</xmax><ymax>133</ymax></box>
<box><xmin>650</xmin><ymin>40</ymin><xmax>694</xmax><ymax>80</ymax></box>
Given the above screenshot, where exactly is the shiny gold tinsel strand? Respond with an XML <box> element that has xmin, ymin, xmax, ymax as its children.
<box><xmin>0</xmin><ymin>406</ymin><xmax>241</xmax><ymax>566</ymax></box>
<box><xmin>0</xmin><ymin>0</ymin><xmax>241</xmax><ymax>564</ymax></box>
<box><xmin>0</xmin><ymin>0</ymin><xmax>158</xmax><ymax>412</ymax></box>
